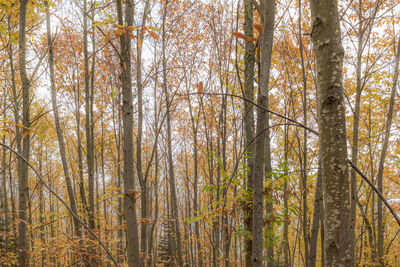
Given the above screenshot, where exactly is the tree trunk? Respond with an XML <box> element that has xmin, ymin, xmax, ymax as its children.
<box><xmin>17</xmin><ymin>1</ymin><xmax>30</xmax><ymax>265</ymax></box>
<box><xmin>298</xmin><ymin>1</ymin><xmax>309</xmax><ymax>264</ymax></box>
<box><xmin>136</xmin><ymin>0</ymin><xmax>151</xmax><ymax>260</ymax></box>
<box><xmin>116</xmin><ymin>0</ymin><xmax>141</xmax><ymax>265</ymax></box>
<box><xmin>45</xmin><ymin>0</ymin><xmax>82</xmax><ymax>239</ymax></box>
<box><xmin>309</xmin><ymin>159</ymin><xmax>322</xmax><ymax>267</ymax></box>
<box><xmin>243</xmin><ymin>0</ymin><xmax>255</xmax><ymax>263</ymax></box>
<box><xmin>310</xmin><ymin>0</ymin><xmax>352</xmax><ymax>265</ymax></box>
<box><xmin>376</xmin><ymin>34</ymin><xmax>400</xmax><ymax>266</ymax></box>
<box><xmin>83</xmin><ymin>0</ymin><xmax>96</xmax><ymax>231</ymax></box>
<box><xmin>161</xmin><ymin>2</ymin><xmax>184</xmax><ymax>265</ymax></box>
<box><xmin>252</xmin><ymin>0</ymin><xmax>275</xmax><ymax>266</ymax></box>
<box><xmin>350</xmin><ymin>2</ymin><xmax>364</xmax><ymax>262</ymax></box>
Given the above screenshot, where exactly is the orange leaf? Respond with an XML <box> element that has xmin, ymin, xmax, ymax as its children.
<box><xmin>138</xmin><ymin>37</ymin><xmax>142</xmax><ymax>49</ymax></box>
<box><xmin>149</xmin><ymin>31</ymin><xmax>159</xmax><ymax>40</ymax></box>
<box><xmin>113</xmin><ymin>24</ymin><xmax>124</xmax><ymax>29</ymax></box>
<box><xmin>253</xmin><ymin>24</ymin><xmax>263</xmax><ymax>33</ymax></box>
<box><xmin>247</xmin><ymin>37</ymin><xmax>257</xmax><ymax>42</ymax></box>
<box><xmin>114</xmin><ymin>28</ymin><xmax>125</xmax><ymax>37</ymax></box>
<box><xmin>22</xmin><ymin>130</ymin><xmax>30</xmax><ymax>139</ymax></box>
<box><xmin>126</xmin><ymin>26</ymin><xmax>135</xmax><ymax>32</ymax></box>
<box><xmin>197</xmin><ymin>81</ymin><xmax>204</xmax><ymax>94</ymax></box>
<box><xmin>232</xmin><ymin>32</ymin><xmax>247</xmax><ymax>40</ymax></box>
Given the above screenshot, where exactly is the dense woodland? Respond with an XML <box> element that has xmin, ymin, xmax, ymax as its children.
<box><xmin>0</xmin><ymin>0</ymin><xmax>400</xmax><ymax>266</ymax></box>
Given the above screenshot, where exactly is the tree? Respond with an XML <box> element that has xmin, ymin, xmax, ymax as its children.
<box><xmin>252</xmin><ymin>0</ymin><xmax>275</xmax><ymax>265</ymax></box>
<box><xmin>115</xmin><ymin>0</ymin><xmax>141</xmax><ymax>265</ymax></box>
<box><xmin>17</xmin><ymin>0</ymin><xmax>30</xmax><ymax>265</ymax></box>
<box><xmin>310</xmin><ymin>0</ymin><xmax>352</xmax><ymax>265</ymax></box>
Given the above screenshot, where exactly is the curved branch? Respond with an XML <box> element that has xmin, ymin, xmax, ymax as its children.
<box><xmin>183</xmin><ymin>92</ymin><xmax>400</xmax><ymax>228</ymax></box>
<box><xmin>0</xmin><ymin>142</ymin><xmax>119</xmax><ymax>266</ymax></box>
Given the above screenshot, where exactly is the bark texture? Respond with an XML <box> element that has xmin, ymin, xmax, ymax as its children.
<box><xmin>310</xmin><ymin>0</ymin><xmax>352</xmax><ymax>265</ymax></box>
<box><xmin>243</xmin><ymin>0</ymin><xmax>255</xmax><ymax>264</ymax></box>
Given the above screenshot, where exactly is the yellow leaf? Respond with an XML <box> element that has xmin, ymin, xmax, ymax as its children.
<box><xmin>102</xmin><ymin>30</ymin><xmax>111</xmax><ymax>44</ymax></box>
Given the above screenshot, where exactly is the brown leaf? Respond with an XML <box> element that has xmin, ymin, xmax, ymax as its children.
<box><xmin>113</xmin><ymin>24</ymin><xmax>124</xmax><ymax>29</ymax></box>
<box><xmin>232</xmin><ymin>32</ymin><xmax>247</xmax><ymax>40</ymax></box>
<box><xmin>114</xmin><ymin>28</ymin><xmax>125</xmax><ymax>37</ymax></box>
<box><xmin>253</xmin><ymin>24</ymin><xmax>263</xmax><ymax>33</ymax></box>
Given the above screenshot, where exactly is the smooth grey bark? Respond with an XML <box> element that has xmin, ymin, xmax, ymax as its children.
<box><xmin>45</xmin><ymin>0</ymin><xmax>82</xmax><ymax>238</ymax></box>
<box><xmin>376</xmin><ymin>34</ymin><xmax>400</xmax><ymax>265</ymax></box>
<box><xmin>310</xmin><ymin>0</ymin><xmax>352</xmax><ymax>265</ymax></box>
<box><xmin>252</xmin><ymin>0</ymin><xmax>275</xmax><ymax>266</ymax></box>
<box><xmin>243</xmin><ymin>0</ymin><xmax>255</xmax><ymax>264</ymax></box>
<box><xmin>17</xmin><ymin>1</ymin><xmax>30</xmax><ymax>265</ymax></box>
<box><xmin>116</xmin><ymin>0</ymin><xmax>141</xmax><ymax>265</ymax></box>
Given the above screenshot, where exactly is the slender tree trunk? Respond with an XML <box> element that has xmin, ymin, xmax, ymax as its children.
<box><xmin>148</xmin><ymin>66</ymin><xmax>160</xmax><ymax>267</ymax></box>
<box><xmin>298</xmin><ymin>1</ymin><xmax>309</xmax><ymax>264</ymax></box>
<box><xmin>350</xmin><ymin>3</ymin><xmax>364</xmax><ymax>263</ymax></box>
<box><xmin>83</xmin><ymin>0</ymin><xmax>96</xmax><ymax>231</ymax></box>
<box><xmin>310</xmin><ymin>0</ymin><xmax>352</xmax><ymax>265</ymax></box>
<box><xmin>309</xmin><ymin>159</ymin><xmax>322</xmax><ymax>267</ymax></box>
<box><xmin>243</xmin><ymin>0</ymin><xmax>255</xmax><ymax>263</ymax></box>
<box><xmin>2</xmin><ymin>93</ymin><xmax>9</xmax><ymax>250</ymax></box>
<box><xmin>376</xmin><ymin>34</ymin><xmax>400</xmax><ymax>266</ymax></box>
<box><xmin>252</xmin><ymin>0</ymin><xmax>275</xmax><ymax>266</ymax></box>
<box><xmin>112</xmin><ymin>92</ymin><xmax>124</xmax><ymax>262</ymax></box>
<box><xmin>18</xmin><ymin>1</ymin><xmax>30</xmax><ymax>265</ymax></box>
<box><xmin>38</xmin><ymin>144</ymin><xmax>45</xmax><ymax>267</ymax></box>
<box><xmin>116</xmin><ymin>0</ymin><xmax>141</xmax><ymax>265</ymax></box>
<box><xmin>161</xmin><ymin>2</ymin><xmax>183</xmax><ymax>265</ymax></box>
<box><xmin>283</xmin><ymin>103</ymin><xmax>290</xmax><ymax>267</ymax></box>
<box><xmin>187</xmin><ymin>91</ymin><xmax>203</xmax><ymax>267</ymax></box>
<box><xmin>45</xmin><ymin>0</ymin><xmax>82</xmax><ymax>239</ymax></box>
<box><xmin>136</xmin><ymin>0</ymin><xmax>151</xmax><ymax>260</ymax></box>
